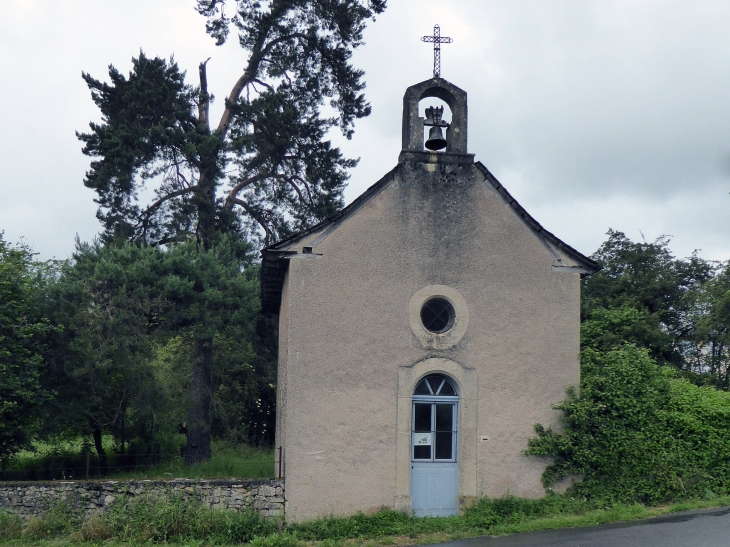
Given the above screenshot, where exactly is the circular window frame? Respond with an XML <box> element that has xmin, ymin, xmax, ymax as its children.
<box><xmin>420</xmin><ymin>298</ymin><xmax>456</xmax><ymax>334</ymax></box>
<box><xmin>409</xmin><ymin>285</ymin><xmax>469</xmax><ymax>349</ymax></box>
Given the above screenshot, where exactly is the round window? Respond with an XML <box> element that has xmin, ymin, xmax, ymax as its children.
<box><xmin>420</xmin><ymin>297</ymin><xmax>455</xmax><ymax>334</ymax></box>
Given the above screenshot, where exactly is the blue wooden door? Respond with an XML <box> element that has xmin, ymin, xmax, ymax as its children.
<box><xmin>411</xmin><ymin>375</ymin><xmax>458</xmax><ymax>517</ymax></box>
<box><xmin>411</xmin><ymin>461</ymin><xmax>458</xmax><ymax>516</ymax></box>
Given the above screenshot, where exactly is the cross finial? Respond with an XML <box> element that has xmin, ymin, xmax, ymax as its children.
<box><xmin>421</xmin><ymin>24</ymin><xmax>453</xmax><ymax>78</ymax></box>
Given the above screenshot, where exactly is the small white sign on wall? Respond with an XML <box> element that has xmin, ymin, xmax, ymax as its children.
<box><xmin>413</xmin><ymin>433</ymin><xmax>432</xmax><ymax>446</ymax></box>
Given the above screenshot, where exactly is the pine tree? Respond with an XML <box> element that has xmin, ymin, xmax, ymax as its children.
<box><xmin>77</xmin><ymin>0</ymin><xmax>386</xmax><ymax>463</ymax></box>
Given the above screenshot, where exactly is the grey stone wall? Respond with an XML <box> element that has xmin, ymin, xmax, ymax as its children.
<box><xmin>0</xmin><ymin>478</ymin><xmax>284</xmax><ymax>520</ymax></box>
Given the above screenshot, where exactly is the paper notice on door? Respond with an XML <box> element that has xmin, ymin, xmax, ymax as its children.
<box><xmin>413</xmin><ymin>433</ymin><xmax>432</xmax><ymax>446</ymax></box>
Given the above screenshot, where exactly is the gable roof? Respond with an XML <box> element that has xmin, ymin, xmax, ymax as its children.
<box><xmin>259</xmin><ymin>160</ymin><xmax>600</xmax><ymax>313</ymax></box>
<box><xmin>474</xmin><ymin>162</ymin><xmax>600</xmax><ymax>274</ymax></box>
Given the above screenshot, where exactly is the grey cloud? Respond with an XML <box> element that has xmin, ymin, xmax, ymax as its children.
<box><xmin>2</xmin><ymin>0</ymin><xmax>729</xmax><ymax>261</ymax></box>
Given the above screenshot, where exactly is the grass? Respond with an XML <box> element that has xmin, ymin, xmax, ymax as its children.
<box><xmin>3</xmin><ymin>441</ymin><xmax>274</xmax><ymax>481</ymax></box>
<box><xmin>105</xmin><ymin>444</ymin><xmax>274</xmax><ymax>480</ymax></box>
<box><xmin>1</xmin><ymin>493</ymin><xmax>729</xmax><ymax>546</ymax></box>
<box><xmin>14</xmin><ymin>441</ymin><xmax>92</xmax><ymax>461</ymax></box>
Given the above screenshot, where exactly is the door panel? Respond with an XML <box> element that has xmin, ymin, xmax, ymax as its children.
<box><xmin>411</xmin><ymin>399</ymin><xmax>458</xmax><ymax>516</ymax></box>
<box><xmin>411</xmin><ymin>462</ymin><xmax>458</xmax><ymax>517</ymax></box>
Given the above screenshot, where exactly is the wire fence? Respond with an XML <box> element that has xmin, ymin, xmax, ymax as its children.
<box><xmin>0</xmin><ymin>453</ymin><xmax>275</xmax><ymax>482</ymax></box>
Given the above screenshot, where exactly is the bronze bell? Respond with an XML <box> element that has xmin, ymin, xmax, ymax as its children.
<box><xmin>425</xmin><ymin>125</ymin><xmax>447</xmax><ymax>151</ymax></box>
<box><xmin>424</xmin><ymin>105</ymin><xmax>448</xmax><ymax>151</ymax></box>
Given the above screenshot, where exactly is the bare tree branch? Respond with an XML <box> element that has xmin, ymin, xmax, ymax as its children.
<box><xmin>216</xmin><ymin>33</ymin><xmax>309</xmax><ymax>137</ymax></box>
<box><xmin>158</xmin><ymin>232</ymin><xmax>194</xmax><ymax>246</ymax></box>
<box><xmin>278</xmin><ymin>175</ymin><xmax>310</xmax><ymax>206</ymax></box>
<box><xmin>253</xmin><ymin>78</ymin><xmax>274</xmax><ymax>93</ymax></box>
<box><xmin>230</xmin><ymin>197</ymin><xmax>271</xmax><ymax>240</ymax></box>
<box><xmin>199</xmin><ymin>58</ymin><xmax>212</xmax><ymax>131</ymax></box>
<box><xmin>260</xmin><ymin>33</ymin><xmax>309</xmax><ymax>59</ymax></box>
<box><xmin>171</xmin><ymin>155</ymin><xmax>192</xmax><ymax>188</ymax></box>
<box><xmin>293</xmin><ymin>175</ymin><xmax>314</xmax><ymax>203</ymax></box>
<box><xmin>136</xmin><ymin>186</ymin><xmax>199</xmax><ymax>240</ymax></box>
<box><xmin>224</xmin><ymin>173</ymin><xmax>270</xmax><ymax>208</ymax></box>
<box><xmin>217</xmin><ymin>71</ymin><xmax>254</xmax><ymax>136</ymax></box>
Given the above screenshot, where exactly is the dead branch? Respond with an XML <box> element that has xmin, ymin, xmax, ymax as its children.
<box><xmin>198</xmin><ymin>58</ymin><xmax>212</xmax><ymax>131</ymax></box>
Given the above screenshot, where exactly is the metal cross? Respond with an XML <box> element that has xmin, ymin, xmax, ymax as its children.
<box><xmin>421</xmin><ymin>24</ymin><xmax>453</xmax><ymax>78</ymax></box>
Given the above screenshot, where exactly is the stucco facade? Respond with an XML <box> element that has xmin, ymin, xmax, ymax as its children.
<box><xmin>261</xmin><ymin>77</ymin><xmax>598</xmax><ymax>521</ymax></box>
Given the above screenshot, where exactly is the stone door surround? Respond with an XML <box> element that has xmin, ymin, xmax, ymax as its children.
<box><xmin>395</xmin><ymin>358</ymin><xmax>477</xmax><ymax>513</ymax></box>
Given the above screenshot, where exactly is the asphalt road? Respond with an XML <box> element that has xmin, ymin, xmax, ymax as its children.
<box><xmin>435</xmin><ymin>506</ymin><xmax>730</xmax><ymax>547</ymax></box>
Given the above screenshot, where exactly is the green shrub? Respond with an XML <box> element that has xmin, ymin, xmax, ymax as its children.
<box><xmin>75</xmin><ymin>514</ymin><xmax>113</xmax><ymax>541</ymax></box>
<box><xmin>106</xmin><ymin>494</ymin><xmax>191</xmax><ymax>542</ymax></box>
<box><xmin>209</xmin><ymin>503</ymin><xmax>280</xmax><ymax>544</ymax></box>
<box><xmin>526</xmin><ymin>306</ymin><xmax>730</xmax><ymax>505</ymax></box>
<box><xmin>289</xmin><ymin>508</ymin><xmax>465</xmax><ymax>540</ymax></box>
<box><xmin>0</xmin><ymin>511</ymin><xmax>22</xmax><ymax>539</ymax></box>
<box><xmin>461</xmin><ymin>492</ymin><xmax>628</xmax><ymax>530</ymax></box>
<box><xmin>249</xmin><ymin>531</ymin><xmax>301</xmax><ymax>547</ymax></box>
<box><xmin>103</xmin><ymin>492</ymin><xmax>280</xmax><ymax>543</ymax></box>
<box><xmin>4</xmin><ymin>493</ymin><xmax>730</xmax><ymax>544</ymax></box>
<box><xmin>22</xmin><ymin>501</ymin><xmax>78</xmax><ymax>539</ymax></box>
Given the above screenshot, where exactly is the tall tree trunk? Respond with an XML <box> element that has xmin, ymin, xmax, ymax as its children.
<box><xmin>183</xmin><ymin>60</ymin><xmax>218</xmax><ymax>466</ymax></box>
<box><xmin>92</xmin><ymin>424</ymin><xmax>107</xmax><ymax>474</ymax></box>
<box><xmin>184</xmin><ymin>164</ymin><xmax>218</xmax><ymax>465</ymax></box>
<box><xmin>185</xmin><ymin>335</ymin><xmax>213</xmax><ymax>464</ymax></box>
<box><xmin>118</xmin><ymin>401</ymin><xmax>126</xmax><ymax>455</ymax></box>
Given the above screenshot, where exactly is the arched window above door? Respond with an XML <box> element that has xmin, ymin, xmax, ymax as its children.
<box><xmin>411</xmin><ymin>374</ymin><xmax>458</xmax><ymax>463</ymax></box>
<box><xmin>413</xmin><ymin>374</ymin><xmax>457</xmax><ymax>396</ymax></box>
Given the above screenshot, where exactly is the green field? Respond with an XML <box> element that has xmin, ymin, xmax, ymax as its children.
<box><xmin>3</xmin><ymin>440</ymin><xmax>274</xmax><ymax>481</ymax></box>
<box><xmin>106</xmin><ymin>445</ymin><xmax>274</xmax><ymax>480</ymax></box>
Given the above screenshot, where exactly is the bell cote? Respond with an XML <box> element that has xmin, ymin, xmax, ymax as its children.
<box><xmin>400</xmin><ymin>77</ymin><xmax>471</xmax><ymax>163</ymax></box>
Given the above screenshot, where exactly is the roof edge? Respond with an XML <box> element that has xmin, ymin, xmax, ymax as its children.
<box><xmin>475</xmin><ymin>161</ymin><xmax>600</xmax><ymax>274</ymax></box>
<box><xmin>264</xmin><ymin>164</ymin><xmax>401</xmax><ymax>253</ymax></box>
<box><xmin>260</xmin><ymin>164</ymin><xmax>401</xmax><ymax>313</ymax></box>
<box><xmin>259</xmin><ymin>159</ymin><xmax>601</xmax><ymax>314</ymax></box>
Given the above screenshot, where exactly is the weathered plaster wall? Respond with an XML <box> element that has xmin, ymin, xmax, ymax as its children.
<box><xmin>0</xmin><ymin>479</ymin><xmax>284</xmax><ymax>520</ymax></box>
<box><xmin>275</xmin><ymin>273</ymin><xmax>291</xmax><ymax>480</ymax></box>
<box><xmin>276</xmin><ymin>157</ymin><xmax>582</xmax><ymax>521</ymax></box>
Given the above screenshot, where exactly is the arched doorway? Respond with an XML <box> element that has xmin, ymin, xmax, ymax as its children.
<box><xmin>411</xmin><ymin>374</ymin><xmax>459</xmax><ymax>516</ymax></box>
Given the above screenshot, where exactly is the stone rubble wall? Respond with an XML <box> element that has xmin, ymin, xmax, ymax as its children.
<box><xmin>0</xmin><ymin>478</ymin><xmax>284</xmax><ymax>521</ymax></box>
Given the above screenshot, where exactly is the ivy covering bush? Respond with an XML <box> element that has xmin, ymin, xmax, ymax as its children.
<box><xmin>526</xmin><ymin>305</ymin><xmax>730</xmax><ymax>504</ymax></box>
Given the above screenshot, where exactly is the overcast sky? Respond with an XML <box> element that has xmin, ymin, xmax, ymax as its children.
<box><xmin>2</xmin><ymin>0</ymin><xmax>729</xmax><ymax>262</ymax></box>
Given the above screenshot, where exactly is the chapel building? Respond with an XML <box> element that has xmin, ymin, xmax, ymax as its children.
<box><xmin>260</xmin><ymin>76</ymin><xmax>599</xmax><ymax>521</ymax></box>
